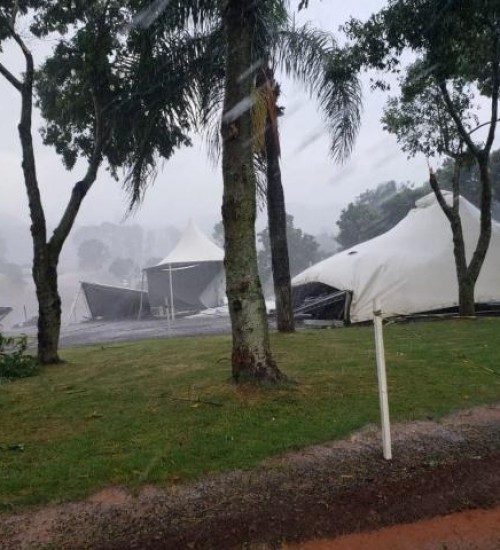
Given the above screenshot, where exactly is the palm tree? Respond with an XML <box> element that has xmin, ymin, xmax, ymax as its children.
<box><xmin>120</xmin><ymin>0</ymin><xmax>360</xmax><ymax>378</ymax></box>
<box><xmin>198</xmin><ymin>21</ymin><xmax>361</xmax><ymax>332</ymax></box>
<box><xmin>220</xmin><ymin>0</ymin><xmax>283</xmax><ymax>381</ymax></box>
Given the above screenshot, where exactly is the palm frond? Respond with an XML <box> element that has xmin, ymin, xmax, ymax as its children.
<box><xmin>274</xmin><ymin>24</ymin><xmax>362</xmax><ymax>162</ymax></box>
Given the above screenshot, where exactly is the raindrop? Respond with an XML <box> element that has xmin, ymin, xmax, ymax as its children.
<box><xmin>130</xmin><ymin>0</ymin><xmax>171</xmax><ymax>30</ymax></box>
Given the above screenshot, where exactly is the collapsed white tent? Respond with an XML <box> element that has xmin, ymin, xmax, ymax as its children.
<box><xmin>292</xmin><ymin>193</ymin><xmax>500</xmax><ymax>323</ymax></box>
<box><xmin>145</xmin><ymin>220</ymin><xmax>226</xmax><ymax>314</ymax></box>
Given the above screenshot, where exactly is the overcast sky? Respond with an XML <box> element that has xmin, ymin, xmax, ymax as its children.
<box><xmin>0</xmin><ymin>0</ymin><xmax>429</xmax><ymax>243</ymax></box>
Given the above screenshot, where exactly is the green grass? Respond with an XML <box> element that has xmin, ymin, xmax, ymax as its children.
<box><xmin>1</xmin><ymin>318</ymin><xmax>500</xmax><ymax>510</ymax></box>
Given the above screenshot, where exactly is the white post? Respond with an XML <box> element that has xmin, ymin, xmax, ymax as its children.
<box><xmin>169</xmin><ymin>264</ymin><xmax>175</xmax><ymax>320</ymax></box>
<box><xmin>373</xmin><ymin>299</ymin><xmax>392</xmax><ymax>460</ymax></box>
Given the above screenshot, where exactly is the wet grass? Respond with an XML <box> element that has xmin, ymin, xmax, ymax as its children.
<box><xmin>1</xmin><ymin>318</ymin><xmax>500</xmax><ymax>510</ymax></box>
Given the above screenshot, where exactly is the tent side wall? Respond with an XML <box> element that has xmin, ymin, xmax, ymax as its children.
<box><xmin>146</xmin><ymin>261</ymin><xmax>225</xmax><ymax>314</ymax></box>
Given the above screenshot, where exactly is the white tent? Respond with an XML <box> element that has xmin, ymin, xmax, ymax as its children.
<box><xmin>145</xmin><ymin>220</ymin><xmax>226</xmax><ymax>314</ymax></box>
<box><xmin>292</xmin><ymin>193</ymin><xmax>500</xmax><ymax>323</ymax></box>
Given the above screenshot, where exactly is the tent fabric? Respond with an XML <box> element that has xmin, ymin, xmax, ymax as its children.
<box><xmin>292</xmin><ymin>193</ymin><xmax>500</xmax><ymax>323</ymax></box>
<box><xmin>155</xmin><ymin>219</ymin><xmax>224</xmax><ymax>266</ymax></box>
<box><xmin>146</xmin><ymin>220</ymin><xmax>226</xmax><ymax>312</ymax></box>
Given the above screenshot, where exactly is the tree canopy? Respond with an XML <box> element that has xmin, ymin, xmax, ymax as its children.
<box><xmin>336</xmin><ymin>181</ymin><xmax>429</xmax><ymax>249</ymax></box>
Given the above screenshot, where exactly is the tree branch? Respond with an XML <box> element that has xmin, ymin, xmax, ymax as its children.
<box><xmin>451</xmin><ymin>156</ymin><xmax>461</xmax><ymax>215</ymax></box>
<box><xmin>428</xmin><ymin>166</ymin><xmax>454</xmax><ymax>223</ymax></box>
<box><xmin>49</xmin><ymin>92</ymin><xmax>105</xmax><ymax>259</ymax></box>
<box><xmin>0</xmin><ymin>12</ymin><xmax>33</xmax><ymax>72</ymax></box>
<box><xmin>0</xmin><ymin>60</ymin><xmax>22</xmax><ymax>91</ymax></box>
<box><xmin>484</xmin><ymin>36</ymin><xmax>500</xmax><ymax>154</ymax></box>
<box><xmin>12</xmin><ymin>17</ymin><xmax>47</xmax><ymax>252</ymax></box>
<box><xmin>467</xmin><ymin>117</ymin><xmax>500</xmax><ymax>136</ymax></box>
<box><xmin>439</xmin><ymin>82</ymin><xmax>479</xmax><ymax>157</ymax></box>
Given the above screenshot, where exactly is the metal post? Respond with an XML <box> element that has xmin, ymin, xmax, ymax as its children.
<box><xmin>169</xmin><ymin>264</ymin><xmax>175</xmax><ymax>320</ymax></box>
<box><xmin>137</xmin><ymin>270</ymin><xmax>145</xmax><ymax>320</ymax></box>
<box><xmin>373</xmin><ymin>299</ymin><xmax>392</xmax><ymax>460</ymax></box>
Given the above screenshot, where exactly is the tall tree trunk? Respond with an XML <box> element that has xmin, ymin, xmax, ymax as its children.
<box><xmin>449</xmin><ymin>214</ymin><xmax>476</xmax><ymax>317</ymax></box>
<box><xmin>261</xmin><ymin>69</ymin><xmax>295</xmax><ymax>333</ymax></box>
<box><xmin>467</xmin><ymin>156</ymin><xmax>493</xmax><ymax>284</ymax></box>
<box><xmin>15</xmin><ymin>42</ymin><xmax>63</xmax><ymax>364</ymax></box>
<box><xmin>34</xmin><ymin>257</ymin><xmax>62</xmax><ymax>364</ymax></box>
<box><xmin>13</xmin><ymin>33</ymin><xmax>103</xmax><ymax>364</ymax></box>
<box><xmin>458</xmin><ymin>277</ymin><xmax>475</xmax><ymax>316</ymax></box>
<box><xmin>429</xmin><ymin>156</ymin><xmax>492</xmax><ymax>318</ymax></box>
<box><xmin>221</xmin><ymin>0</ymin><xmax>283</xmax><ymax>382</ymax></box>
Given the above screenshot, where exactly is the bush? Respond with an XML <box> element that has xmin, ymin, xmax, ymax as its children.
<box><xmin>0</xmin><ymin>333</ymin><xmax>39</xmax><ymax>381</ymax></box>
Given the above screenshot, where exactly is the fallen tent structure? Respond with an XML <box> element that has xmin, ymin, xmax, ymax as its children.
<box><xmin>80</xmin><ymin>282</ymin><xmax>150</xmax><ymax>320</ymax></box>
<box><xmin>0</xmin><ymin>306</ymin><xmax>12</xmax><ymax>323</ymax></box>
<box><xmin>292</xmin><ymin>193</ymin><xmax>500</xmax><ymax>323</ymax></box>
<box><xmin>144</xmin><ymin>220</ymin><xmax>226</xmax><ymax>317</ymax></box>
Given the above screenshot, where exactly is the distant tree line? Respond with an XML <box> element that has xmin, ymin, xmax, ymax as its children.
<box><xmin>336</xmin><ymin>149</ymin><xmax>500</xmax><ymax>251</ymax></box>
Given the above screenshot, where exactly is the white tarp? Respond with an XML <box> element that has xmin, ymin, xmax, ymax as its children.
<box><xmin>292</xmin><ymin>193</ymin><xmax>500</xmax><ymax>322</ymax></box>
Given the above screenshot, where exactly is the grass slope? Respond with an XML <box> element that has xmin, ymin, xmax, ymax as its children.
<box><xmin>1</xmin><ymin>319</ymin><xmax>500</xmax><ymax>510</ymax></box>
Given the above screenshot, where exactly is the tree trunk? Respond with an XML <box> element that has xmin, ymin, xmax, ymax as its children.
<box><xmin>467</xmin><ymin>157</ymin><xmax>493</xmax><ymax>284</ymax></box>
<box><xmin>429</xmin><ymin>156</ymin><xmax>493</xmax><ymax>318</ymax></box>
<box><xmin>14</xmin><ymin>36</ymin><xmax>103</xmax><ymax>365</ymax></box>
<box><xmin>221</xmin><ymin>0</ymin><xmax>283</xmax><ymax>382</ymax></box>
<box><xmin>34</xmin><ymin>257</ymin><xmax>62</xmax><ymax>364</ymax></box>
<box><xmin>458</xmin><ymin>277</ymin><xmax>475</xmax><ymax>316</ymax></box>
<box><xmin>262</xmin><ymin>71</ymin><xmax>295</xmax><ymax>333</ymax></box>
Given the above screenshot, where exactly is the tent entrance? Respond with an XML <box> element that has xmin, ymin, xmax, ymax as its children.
<box><xmin>293</xmin><ymin>282</ymin><xmax>352</xmax><ymax>324</ymax></box>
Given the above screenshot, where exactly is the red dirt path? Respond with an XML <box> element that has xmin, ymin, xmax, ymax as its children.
<box><xmin>289</xmin><ymin>506</ymin><xmax>500</xmax><ymax>549</ymax></box>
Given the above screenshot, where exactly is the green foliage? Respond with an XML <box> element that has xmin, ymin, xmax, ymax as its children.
<box><xmin>1</xmin><ymin>319</ymin><xmax>500</xmax><ymax>508</ymax></box>
<box><xmin>32</xmin><ymin>1</ymin><xmax>196</xmax><ymax>207</ymax></box>
<box><xmin>347</xmin><ymin>0</ymin><xmax>500</xmax><ymax>160</ymax></box>
<box><xmin>258</xmin><ymin>215</ymin><xmax>324</xmax><ymax>281</ymax></box>
<box><xmin>336</xmin><ymin>181</ymin><xmax>429</xmax><ymax>249</ymax></box>
<box><xmin>0</xmin><ymin>333</ymin><xmax>38</xmax><ymax>381</ymax></box>
<box><xmin>381</xmin><ymin>60</ymin><xmax>478</xmax><ymax>159</ymax></box>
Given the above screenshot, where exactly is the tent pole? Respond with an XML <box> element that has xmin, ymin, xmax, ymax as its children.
<box><xmin>66</xmin><ymin>283</ymin><xmax>82</xmax><ymax>326</ymax></box>
<box><xmin>373</xmin><ymin>299</ymin><xmax>392</xmax><ymax>460</ymax></box>
<box><xmin>138</xmin><ymin>270</ymin><xmax>145</xmax><ymax>320</ymax></box>
<box><xmin>169</xmin><ymin>264</ymin><xmax>175</xmax><ymax>320</ymax></box>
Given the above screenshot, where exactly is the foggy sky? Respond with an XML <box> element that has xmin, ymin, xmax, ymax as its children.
<box><xmin>0</xmin><ymin>0</ymin><xmax>429</xmax><ymax>254</ymax></box>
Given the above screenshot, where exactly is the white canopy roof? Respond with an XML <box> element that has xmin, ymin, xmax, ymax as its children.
<box><xmin>155</xmin><ymin>219</ymin><xmax>224</xmax><ymax>266</ymax></box>
<box><xmin>292</xmin><ymin>193</ymin><xmax>500</xmax><ymax>322</ymax></box>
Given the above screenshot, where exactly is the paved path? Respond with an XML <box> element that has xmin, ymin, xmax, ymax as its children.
<box><xmin>8</xmin><ymin>315</ymin><xmax>233</xmax><ymax>348</ymax></box>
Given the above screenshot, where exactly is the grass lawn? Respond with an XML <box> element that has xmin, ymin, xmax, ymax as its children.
<box><xmin>1</xmin><ymin>318</ymin><xmax>500</xmax><ymax>511</ymax></box>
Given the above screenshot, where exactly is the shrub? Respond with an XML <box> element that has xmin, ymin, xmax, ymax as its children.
<box><xmin>0</xmin><ymin>333</ymin><xmax>39</xmax><ymax>381</ymax></box>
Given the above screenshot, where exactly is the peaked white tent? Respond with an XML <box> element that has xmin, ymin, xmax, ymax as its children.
<box><xmin>145</xmin><ymin>220</ymin><xmax>226</xmax><ymax>315</ymax></box>
<box><xmin>292</xmin><ymin>193</ymin><xmax>500</xmax><ymax>323</ymax></box>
